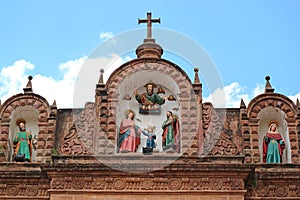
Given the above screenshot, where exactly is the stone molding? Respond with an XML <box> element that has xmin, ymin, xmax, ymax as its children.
<box><xmin>50</xmin><ymin>177</ymin><xmax>245</xmax><ymax>192</ymax></box>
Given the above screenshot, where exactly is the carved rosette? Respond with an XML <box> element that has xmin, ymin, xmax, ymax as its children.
<box><xmin>0</xmin><ymin>184</ymin><xmax>48</xmax><ymax>197</ymax></box>
<box><xmin>50</xmin><ymin>177</ymin><xmax>245</xmax><ymax>191</ymax></box>
<box><xmin>249</xmin><ymin>182</ymin><xmax>299</xmax><ymax>198</ymax></box>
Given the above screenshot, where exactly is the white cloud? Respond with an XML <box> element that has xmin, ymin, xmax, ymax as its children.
<box><xmin>73</xmin><ymin>54</ymin><xmax>131</xmax><ymax>108</ymax></box>
<box><xmin>0</xmin><ymin>60</ymin><xmax>35</xmax><ymax>101</ymax></box>
<box><xmin>0</xmin><ymin>54</ymin><xmax>130</xmax><ymax>109</ymax></box>
<box><xmin>203</xmin><ymin>82</ymin><xmax>265</xmax><ymax>108</ymax></box>
<box><xmin>59</xmin><ymin>56</ymin><xmax>87</xmax><ymax>82</ymax></box>
<box><xmin>288</xmin><ymin>92</ymin><xmax>300</xmax><ymax>105</ymax></box>
<box><xmin>33</xmin><ymin>57</ymin><xmax>87</xmax><ymax>108</ymax></box>
<box><xmin>1</xmin><ymin>58</ymin><xmax>297</xmax><ymax>110</ymax></box>
<box><xmin>99</xmin><ymin>32</ymin><xmax>114</xmax><ymax>41</ymax></box>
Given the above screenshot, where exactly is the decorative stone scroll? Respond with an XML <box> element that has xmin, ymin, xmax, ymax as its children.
<box><xmin>60</xmin><ymin>103</ymin><xmax>98</xmax><ymax>155</ymax></box>
<box><xmin>202</xmin><ymin>103</ymin><xmax>241</xmax><ymax>156</ymax></box>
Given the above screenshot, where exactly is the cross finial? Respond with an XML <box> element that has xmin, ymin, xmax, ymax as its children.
<box><xmin>138</xmin><ymin>12</ymin><xmax>160</xmax><ymax>42</ymax></box>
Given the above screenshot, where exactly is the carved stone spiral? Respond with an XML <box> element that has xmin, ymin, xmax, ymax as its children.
<box><xmin>169</xmin><ymin>178</ymin><xmax>182</xmax><ymax>190</ymax></box>
<box><xmin>72</xmin><ymin>179</ymin><xmax>85</xmax><ymax>190</ymax></box>
<box><xmin>25</xmin><ymin>185</ymin><xmax>39</xmax><ymax>196</ymax></box>
<box><xmin>275</xmin><ymin>186</ymin><xmax>288</xmax><ymax>197</ymax></box>
<box><xmin>6</xmin><ymin>185</ymin><xmax>19</xmax><ymax>196</ymax></box>
<box><xmin>210</xmin><ymin>179</ymin><xmax>222</xmax><ymax>190</ymax></box>
<box><xmin>113</xmin><ymin>179</ymin><xmax>126</xmax><ymax>190</ymax></box>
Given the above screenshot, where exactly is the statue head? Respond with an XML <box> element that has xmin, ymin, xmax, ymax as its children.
<box><xmin>166</xmin><ymin>111</ymin><xmax>173</xmax><ymax>118</ymax></box>
<box><xmin>268</xmin><ymin>120</ymin><xmax>279</xmax><ymax>133</ymax></box>
<box><xmin>145</xmin><ymin>125</ymin><xmax>156</xmax><ymax>133</ymax></box>
<box><xmin>16</xmin><ymin>118</ymin><xmax>26</xmax><ymax>131</ymax></box>
<box><xmin>144</xmin><ymin>81</ymin><xmax>157</xmax><ymax>95</ymax></box>
<box><xmin>125</xmin><ymin>109</ymin><xmax>135</xmax><ymax>120</ymax></box>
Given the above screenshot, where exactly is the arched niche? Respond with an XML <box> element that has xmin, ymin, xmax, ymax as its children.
<box><xmin>9</xmin><ymin>105</ymin><xmax>39</xmax><ymax>162</ymax></box>
<box><xmin>257</xmin><ymin>106</ymin><xmax>291</xmax><ymax>163</ymax></box>
<box><xmin>105</xmin><ymin>58</ymin><xmax>199</xmax><ymax>155</ymax></box>
<box><xmin>115</xmin><ymin>70</ymin><xmax>180</xmax><ymax>152</ymax></box>
<box><xmin>0</xmin><ymin>93</ymin><xmax>52</xmax><ymax>163</ymax></box>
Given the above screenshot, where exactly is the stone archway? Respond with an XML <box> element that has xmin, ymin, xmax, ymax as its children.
<box><xmin>0</xmin><ymin>93</ymin><xmax>54</xmax><ymax>163</ymax></box>
<box><xmin>244</xmin><ymin>93</ymin><xmax>298</xmax><ymax>163</ymax></box>
<box><xmin>104</xmin><ymin>58</ymin><xmax>200</xmax><ymax>156</ymax></box>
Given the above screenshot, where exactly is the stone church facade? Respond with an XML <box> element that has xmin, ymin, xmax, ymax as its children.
<box><xmin>0</xmin><ymin>13</ymin><xmax>299</xmax><ymax>200</ymax></box>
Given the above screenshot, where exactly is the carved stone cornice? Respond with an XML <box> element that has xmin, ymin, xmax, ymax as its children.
<box><xmin>50</xmin><ymin>176</ymin><xmax>245</xmax><ymax>192</ymax></box>
<box><xmin>0</xmin><ymin>163</ymin><xmax>49</xmax><ymax>199</ymax></box>
<box><xmin>45</xmin><ymin>162</ymin><xmax>252</xmax><ymax>194</ymax></box>
<box><xmin>246</xmin><ymin>164</ymin><xmax>300</xmax><ymax>199</ymax></box>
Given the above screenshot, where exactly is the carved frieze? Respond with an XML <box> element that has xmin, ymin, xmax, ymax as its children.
<box><xmin>50</xmin><ymin>177</ymin><xmax>245</xmax><ymax>191</ymax></box>
<box><xmin>248</xmin><ymin>182</ymin><xmax>299</xmax><ymax>198</ymax></box>
<box><xmin>0</xmin><ymin>184</ymin><xmax>49</xmax><ymax>198</ymax></box>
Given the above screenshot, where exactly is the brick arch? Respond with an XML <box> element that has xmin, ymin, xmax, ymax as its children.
<box><xmin>243</xmin><ymin>93</ymin><xmax>298</xmax><ymax>163</ymax></box>
<box><xmin>247</xmin><ymin>93</ymin><xmax>296</xmax><ymax>119</ymax></box>
<box><xmin>0</xmin><ymin>93</ymin><xmax>53</xmax><ymax>162</ymax></box>
<box><xmin>0</xmin><ymin>93</ymin><xmax>50</xmax><ymax>120</ymax></box>
<box><xmin>106</xmin><ymin>58</ymin><xmax>192</xmax><ymax>95</ymax></box>
<box><xmin>104</xmin><ymin>58</ymin><xmax>199</xmax><ymax>156</ymax></box>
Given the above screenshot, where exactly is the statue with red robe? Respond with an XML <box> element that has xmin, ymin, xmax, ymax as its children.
<box><xmin>263</xmin><ymin>121</ymin><xmax>285</xmax><ymax>163</ymax></box>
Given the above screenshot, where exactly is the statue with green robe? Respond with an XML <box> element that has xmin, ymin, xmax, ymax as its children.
<box><xmin>134</xmin><ymin>81</ymin><xmax>168</xmax><ymax>115</ymax></box>
<box><xmin>161</xmin><ymin>111</ymin><xmax>180</xmax><ymax>152</ymax></box>
<box><xmin>13</xmin><ymin>118</ymin><xmax>32</xmax><ymax>162</ymax></box>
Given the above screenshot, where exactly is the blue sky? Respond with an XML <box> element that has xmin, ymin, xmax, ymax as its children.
<box><xmin>0</xmin><ymin>1</ymin><xmax>299</xmax><ymax>108</ymax></box>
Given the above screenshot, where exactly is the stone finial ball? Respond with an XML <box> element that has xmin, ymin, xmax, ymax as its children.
<box><xmin>265</xmin><ymin>75</ymin><xmax>270</xmax><ymax>81</ymax></box>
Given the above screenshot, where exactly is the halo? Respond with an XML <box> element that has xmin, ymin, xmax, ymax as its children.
<box><xmin>143</xmin><ymin>80</ymin><xmax>157</xmax><ymax>88</ymax></box>
<box><xmin>124</xmin><ymin>109</ymin><xmax>135</xmax><ymax>117</ymax></box>
<box><xmin>268</xmin><ymin>120</ymin><xmax>279</xmax><ymax>127</ymax></box>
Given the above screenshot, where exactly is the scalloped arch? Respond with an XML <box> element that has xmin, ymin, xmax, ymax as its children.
<box><xmin>106</xmin><ymin>58</ymin><xmax>192</xmax><ymax>93</ymax></box>
<box><xmin>0</xmin><ymin>93</ymin><xmax>51</xmax><ymax>120</ymax></box>
<box><xmin>247</xmin><ymin>93</ymin><xmax>296</xmax><ymax>119</ymax></box>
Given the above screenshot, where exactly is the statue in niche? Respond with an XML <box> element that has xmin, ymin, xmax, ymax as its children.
<box><xmin>161</xmin><ymin>111</ymin><xmax>180</xmax><ymax>152</ymax></box>
<box><xmin>118</xmin><ymin>109</ymin><xmax>142</xmax><ymax>153</ymax></box>
<box><xmin>142</xmin><ymin>125</ymin><xmax>157</xmax><ymax>148</ymax></box>
<box><xmin>141</xmin><ymin>125</ymin><xmax>157</xmax><ymax>155</ymax></box>
<box><xmin>263</xmin><ymin>120</ymin><xmax>285</xmax><ymax>163</ymax></box>
<box><xmin>134</xmin><ymin>81</ymin><xmax>168</xmax><ymax>115</ymax></box>
<box><xmin>13</xmin><ymin>118</ymin><xmax>33</xmax><ymax>162</ymax></box>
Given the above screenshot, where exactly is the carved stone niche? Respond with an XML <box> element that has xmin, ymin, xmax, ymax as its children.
<box><xmin>0</xmin><ymin>91</ymin><xmax>54</xmax><ymax>163</ymax></box>
<box><xmin>105</xmin><ymin>59</ymin><xmax>199</xmax><ymax>157</ymax></box>
<box><xmin>257</xmin><ymin>106</ymin><xmax>291</xmax><ymax>163</ymax></box>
